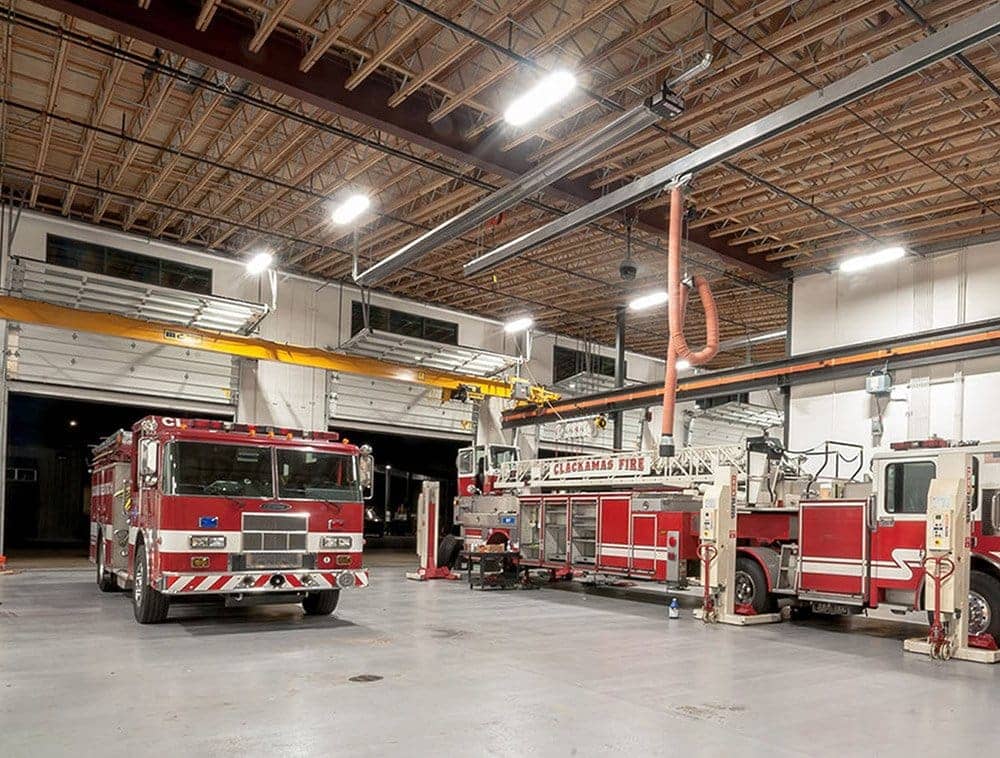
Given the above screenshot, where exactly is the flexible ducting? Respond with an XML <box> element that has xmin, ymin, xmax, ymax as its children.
<box><xmin>659</xmin><ymin>185</ymin><xmax>719</xmax><ymax>457</ymax></box>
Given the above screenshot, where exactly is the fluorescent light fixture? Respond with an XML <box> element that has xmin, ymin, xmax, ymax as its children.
<box><xmin>245</xmin><ymin>250</ymin><xmax>273</xmax><ymax>275</ymax></box>
<box><xmin>628</xmin><ymin>290</ymin><xmax>668</xmax><ymax>311</ymax></box>
<box><xmin>503</xmin><ymin>70</ymin><xmax>576</xmax><ymax>126</ymax></box>
<box><xmin>504</xmin><ymin>316</ymin><xmax>534</xmax><ymax>333</ymax></box>
<box><xmin>331</xmin><ymin>193</ymin><xmax>371</xmax><ymax>225</ymax></box>
<box><xmin>839</xmin><ymin>246</ymin><xmax>906</xmax><ymax>273</ymax></box>
<box><xmin>676</xmin><ymin>358</ymin><xmax>691</xmax><ymax>371</ymax></box>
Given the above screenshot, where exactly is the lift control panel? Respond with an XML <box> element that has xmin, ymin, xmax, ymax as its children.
<box><xmin>701</xmin><ymin>488</ymin><xmax>721</xmax><ymax>542</ymax></box>
<box><xmin>925</xmin><ymin>479</ymin><xmax>962</xmax><ymax>553</ymax></box>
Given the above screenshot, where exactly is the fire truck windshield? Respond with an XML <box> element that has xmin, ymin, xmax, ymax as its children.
<box><xmin>166</xmin><ymin>442</ymin><xmax>274</xmax><ymax>497</ymax></box>
<box><xmin>277</xmin><ymin>449</ymin><xmax>360</xmax><ymax>501</ymax></box>
<box><xmin>490</xmin><ymin>446</ymin><xmax>517</xmax><ymax>467</ymax></box>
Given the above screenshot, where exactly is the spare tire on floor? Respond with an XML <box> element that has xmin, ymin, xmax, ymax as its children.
<box><xmin>437</xmin><ymin>534</ymin><xmax>462</xmax><ymax>568</ymax></box>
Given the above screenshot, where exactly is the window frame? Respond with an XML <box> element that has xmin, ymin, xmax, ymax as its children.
<box><xmin>882</xmin><ymin>459</ymin><xmax>937</xmax><ymax>515</ymax></box>
<box><xmin>275</xmin><ymin>446</ymin><xmax>362</xmax><ymax>502</ymax></box>
<box><xmin>350</xmin><ymin>301</ymin><xmax>458</xmax><ymax>346</ymax></box>
<box><xmin>552</xmin><ymin>345</ymin><xmax>616</xmax><ymax>384</ymax></box>
<box><xmin>46</xmin><ymin>234</ymin><xmax>213</xmax><ymax>295</ymax></box>
<box><xmin>163</xmin><ymin>441</ymin><xmax>276</xmax><ymax>499</ymax></box>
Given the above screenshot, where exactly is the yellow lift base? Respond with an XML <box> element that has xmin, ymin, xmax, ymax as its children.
<box><xmin>0</xmin><ymin>295</ymin><xmax>558</xmax><ymax>405</ymax></box>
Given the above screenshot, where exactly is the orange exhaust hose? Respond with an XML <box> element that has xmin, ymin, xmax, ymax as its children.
<box><xmin>659</xmin><ymin>185</ymin><xmax>720</xmax><ymax>457</ymax></box>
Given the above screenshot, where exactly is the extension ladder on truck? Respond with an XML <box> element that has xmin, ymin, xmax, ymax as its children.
<box><xmin>494</xmin><ymin>444</ymin><xmax>746</xmax><ymax>490</ymax></box>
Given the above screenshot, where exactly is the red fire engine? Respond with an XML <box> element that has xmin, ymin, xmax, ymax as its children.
<box><xmin>456</xmin><ymin>443</ymin><xmax>519</xmax><ymax>496</ymax></box>
<box><xmin>90</xmin><ymin>416</ymin><xmax>374</xmax><ymax>624</ymax></box>
<box><xmin>458</xmin><ymin>438</ymin><xmax>1000</xmax><ymax>645</ymax></box>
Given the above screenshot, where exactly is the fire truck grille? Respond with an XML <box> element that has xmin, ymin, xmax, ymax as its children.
<box><xmin>241</xmin><ymin>513</ymin><xmax>308</xmax><ymax>552</ymax></box>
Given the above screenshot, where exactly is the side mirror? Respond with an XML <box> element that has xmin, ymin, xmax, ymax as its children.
<box><xmin>358</xmin><ymin>449</ymin><xmax>374</xmax><ymax>500</ymax></box>
<box><xmin>138</xmin><ymin>439</ymin><xmax>159</xmax><ymax>486</ymax></box>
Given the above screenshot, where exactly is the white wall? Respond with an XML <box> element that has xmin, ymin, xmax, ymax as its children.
<box><xmin>789</xmin><ymin>243</ymin><xmax>1000</xmax><ymax>472</ymax></box>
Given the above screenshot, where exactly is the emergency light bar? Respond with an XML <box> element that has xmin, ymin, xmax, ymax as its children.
<box><xmin>138</xmin><ymin>416</ymin><xmax>342</xmax><ymax>442</ymax></box>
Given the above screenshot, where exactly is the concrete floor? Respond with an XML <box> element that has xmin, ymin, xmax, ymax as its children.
<box><xmin>2</xmin><ymin>559</ymin><xmax>998</xmax><ymax>757</ymax></box>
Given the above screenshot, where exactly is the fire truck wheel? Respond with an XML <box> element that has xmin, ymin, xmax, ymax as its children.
<box><xmin>96</xmin><ymin>536</ymin><xmax>117</xmax><ymax>593</ymax></box>
<box><xmin>302</xmin><ymin>590</ymin><xmax>340</xmax><ymax>615</ymax></box>
<box><xmin>437</xmin><ymin>535</ymin><xmax>462</xmax><ymax>568</ymax></box>
<box><xmin>924</xmin><ymin>571</ymin><xmax>1000</xmax><ymax>643</ymax></box>
<box><xmin>132</xmin><ymin>542</ymin><xmax>169</xmax><ymax>624</ymax></box>
<box><xmin>968</xmin><ymin>571</ymin><xmax>999</xmax><ymax>642</ymax></box>
<box><xmin>735</xmin><ymin>555</ymin><xmax>775</xmax><ymax>615</ymax></box>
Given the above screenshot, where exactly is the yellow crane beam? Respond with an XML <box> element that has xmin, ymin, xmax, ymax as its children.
<box><xmin>0</xmin><ymin>295</ymin><xmax>559</xmax><ymax>404</ymax></box>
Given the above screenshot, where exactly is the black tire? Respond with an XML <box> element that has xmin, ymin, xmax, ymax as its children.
<box><xmin>735</xmin><ymin>555</ymin><xmax>775</xmax><ymax>615</ymax></box>
<box><xmin>96</xmin><ymin>535</ymin><xmax>117</xmax><ymax>593</ymax></box>
<box><xmin>437</xmin><ymin>534</ymin><xmax>462</xmax><ymax>568</ymax></box>
<box><xmin>970</xmin><ymin>571</ymin><xmax>1000</xmax><ymax>643</ymax></box>
<box><xmin>132</xmin><ymin>541</ymin><xmax>169</xmax><ymax>624</ymax></box>
<box><xmin>924</xmin><ymin>571</ymin><xmax>1000</xmax><ymax>644</ymax></box>
<box><xmin>302</xmin><ymin>590</ymin><xmax>341</xmax><ymax>616</ymax></box>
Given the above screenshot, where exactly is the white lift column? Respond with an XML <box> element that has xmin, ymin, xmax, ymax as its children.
<box><xmin>406</xmin><ymin>481</ymin><xmax>458</xmax><ymax>581</ymax></box>
<box><xmin>694</xmin><ymin>466</ymin><xmax>781</xmax><ymax>626</ymax></box>
<box><xmin>904</xmin><ymin>453</ymin><xmax>999</xmax><ymax>663</ymax></box>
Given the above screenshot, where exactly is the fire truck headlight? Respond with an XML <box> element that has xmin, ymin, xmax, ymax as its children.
<box><xmin>321</xmin><ymin>535</ymin><xmax>353</xmax><ymax>550</ymax></box>
<box><xmin>189</xmin><ymin>535</ymin><xmax>227</xmax><ymax>549</ymax></box>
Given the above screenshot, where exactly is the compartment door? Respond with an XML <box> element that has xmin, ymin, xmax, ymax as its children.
<box><xmin>630</xmin><ymin>514</ymin><xmax>656</xmax><ymax>575</ymax></box>
<box><xmin>597</xmin><ymin>496</ymin><xmax>630</xmax><ymax>571</ymax></box>
<box><xmin>797</xmin><ymin>501</ymin><xmax>867</xmax><ymax>599</ymax></box>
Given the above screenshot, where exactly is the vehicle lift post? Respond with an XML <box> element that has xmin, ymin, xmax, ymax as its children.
<box><xmin>694</xmin><ymin>466</ymin><xmax>782</xmax><ymax>625</ymax></box>
<box><xmin>904</xmin><ymin>453</ymin><xmax>999</xmax><ymax>663</ymax></box>
<box><xmin>406</xmin><ymin>480</ymin><xmax>458</xmax><ymax>581</ymax></box>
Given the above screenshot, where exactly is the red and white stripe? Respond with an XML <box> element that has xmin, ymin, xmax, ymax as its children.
<box><xmin>160</xmin><ymin>569</ymin><xmax>369</xmax><ymax>594</ymax></box>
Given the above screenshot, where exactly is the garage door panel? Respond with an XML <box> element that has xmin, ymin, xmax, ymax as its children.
<box><xmin>329</xmin><ymin>372</ymin><xmax>471</xmax><ymax>435</ymax></box>
<box><xmin>7</xmin><ymin>324</ymin><xmax>236</xmax><ymax>406</ymax></box>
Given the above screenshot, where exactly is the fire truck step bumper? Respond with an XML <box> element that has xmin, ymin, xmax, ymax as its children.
<box><xmin>159</xmin><ymin>569</ymin><xmax>369</xmax><ymax>594</ymax></box>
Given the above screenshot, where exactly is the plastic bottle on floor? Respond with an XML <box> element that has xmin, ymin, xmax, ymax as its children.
<box><xmin>668</xmin><ymin>597</ymin><xmax>680</xmax><ymax>619</ymax></box>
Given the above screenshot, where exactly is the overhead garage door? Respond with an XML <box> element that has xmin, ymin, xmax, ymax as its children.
<box><xmin>6</xmin><ymin>323</ymin><xmax>238</xmax><ymax>406</ymax></box>
<box><xmin>539</xmin><ymin>409</ymin><xmax>646</xmax><ymax>452</ymax></box>
<box><xmin>328</xmin><ymin>372</ymin><xmax>473</xmax><ymax>439</ymax></box>
<box><xmin>4</xmin><ymin>257</ymin><xmax>268</xmax><ymax>409</ymax></box>
<box><xmin>687</xmin><ymin>401</ymin><xmax>784</xmax><ymax>446</ymax></box>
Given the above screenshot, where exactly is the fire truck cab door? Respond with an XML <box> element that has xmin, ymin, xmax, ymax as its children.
<box><xmin>870</xmin><ymin>456</ymin><xmax>937</xmax><ymax>598</ymax></box>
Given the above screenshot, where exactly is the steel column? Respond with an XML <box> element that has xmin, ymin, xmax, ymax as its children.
<box><xmin>464</xmin><ymin>4</ymin><xmax>1000</xmax><ymax>276</ymax></box>
<box><xmin>612</xmin><ymin>306</ymin><xmax>626</xmax><ymax>450</ymax></box>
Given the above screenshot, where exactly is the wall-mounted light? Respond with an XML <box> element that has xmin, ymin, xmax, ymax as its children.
<box><xmin>245</xmin><ymin>250</ymin><xmax>273</xmax><ymax>275</ymax></box>
<box><xmin>504</xmin><ymin>70</ymin><xmax>577</xmax><ymax>126</ymax></box>
<box><xmin>676</xmin><ymin>359</ymin><xmax>691</xmax><ymax>371</ymax></box>
<box><xmin>628</xmin><ymin>290</ymin><xmax>668</xmax><ymax>311</ymax></box>
<box><xmin>503</xmin><ymin>316</ymin><xmax>534</xmax><ymax>334</ymax></box>
<box><xmin>839</xmin><ymin>246</ymin><xmax>906</xmax><ymax>273</ymax></box>
<box><xmin>332</xmin><ymin>193</ymin><xmax>371</xmax><ymax>225</ymax></box>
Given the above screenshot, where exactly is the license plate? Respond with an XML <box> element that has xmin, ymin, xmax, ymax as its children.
<box><xmin>245</xmin><ymin>553</ymin><xmax>301</xmax><ymax>569</ymax></box>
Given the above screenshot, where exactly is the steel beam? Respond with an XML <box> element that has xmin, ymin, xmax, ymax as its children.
<box><xmin>465</xmin><ymin>3</ymin><xmax>1000</xmax><ymax>277</ymax></box>
<box><xmin>501</xmin><ymin>316</ymin><xmax>1000</xmax><ymax>428</ymax></box>
<box><xmin>30</xmin><ymin>0</ymin><xmax>780</xmax><ymax>275</ymax></box>
<box><xmin>354</xmin><ymin>105</ymin><xmax>662</xmax><ymax>286</ymax></box>
<box><xmin>612</xmin><ymin>305</ymin><xmax>626</xmax><ymax>451</ymax></box>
